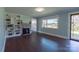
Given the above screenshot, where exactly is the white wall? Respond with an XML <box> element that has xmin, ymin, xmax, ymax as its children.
<box><xmin>0</xmin><ymin>8</ymin><xmax>6</xmax><ymax>52</ymax></box>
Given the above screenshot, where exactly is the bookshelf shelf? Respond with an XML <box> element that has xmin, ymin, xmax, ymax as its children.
<box><xmin>5</xmin><ymin>14</ymin><xmax>22</xmax><ymax>38</ymax></box>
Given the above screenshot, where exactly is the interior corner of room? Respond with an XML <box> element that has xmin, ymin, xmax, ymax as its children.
<box><xmin>0</xmin><ymin>7</ymin><xmax>79</xmax><ymax>52</ymax></box>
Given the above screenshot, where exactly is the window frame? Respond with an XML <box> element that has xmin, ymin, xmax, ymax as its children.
<box><xmin>42</xmin><ymin>17</ymin><xmax>59</xmax><ymax>29</ymax></box>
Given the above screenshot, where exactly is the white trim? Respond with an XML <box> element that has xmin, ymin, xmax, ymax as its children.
<box><xmin>38</xmin><ymin>31</ymin><xmax>67</xmax><ymax>39</ymax></box>
<box><xmin>68</xmin><ymin>11</ymin><xmax>79</xmax><ymax>39</ymax></box>
<box><xmin>6</xmin><ymin>34</ymin><xmax>21</xmax><ymax>38</ymax></box>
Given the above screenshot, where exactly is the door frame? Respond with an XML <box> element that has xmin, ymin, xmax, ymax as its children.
<box><xmin>31</xmin><ymin>18</ymin><xmax>37</xmax><ymax>32</ymax></box>
<box><xmin>68</xmin><ymin>12</ymin><xmax>79</xmax><ymax>41</ymax></box>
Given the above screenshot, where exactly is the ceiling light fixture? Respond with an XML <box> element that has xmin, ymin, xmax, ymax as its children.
<box><xmin>35</xmin><ymin>7</ymin><xmax>45</xmax><ymax>12</ymax></box>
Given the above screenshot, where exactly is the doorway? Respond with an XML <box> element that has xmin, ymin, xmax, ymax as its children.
<box><xmin>31</xmin><ymin>18</ymin><xmax>37</xmax><ymax>32</ymax></box>
<box><xmin>70</xmin><ymin>13</ymin><xmax>79</xmax><ymax>41</ymax></box>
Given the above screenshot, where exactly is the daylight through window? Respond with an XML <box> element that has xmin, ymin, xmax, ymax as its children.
<box><xmin>42</xmin><ymin>18</ymin><xmax>58</xmax><ymax>29</ymax></box>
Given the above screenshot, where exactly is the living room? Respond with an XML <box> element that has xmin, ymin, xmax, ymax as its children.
<box><xmin>0</xmin><ymin>7</ymin><xmax>79</xmax><ymax>52</ymax></box>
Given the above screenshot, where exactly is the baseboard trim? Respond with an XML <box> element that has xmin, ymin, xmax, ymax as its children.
<box><xmin>6</xmin><ymin>34</ymin><xmax>21</xmax><ymax>38</ymax></box>
<box><xmin>38</xmin><ymin>31</ymin><xmax>67</xmax><ymax>39</ymax></box>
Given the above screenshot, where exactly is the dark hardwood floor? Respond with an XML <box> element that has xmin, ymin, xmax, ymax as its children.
<box><xmin>5</xmin><ymin>32</ymin><xmax>79</xmax><ymax>52</ymax></box>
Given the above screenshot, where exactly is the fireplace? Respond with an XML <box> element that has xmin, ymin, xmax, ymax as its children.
<box><xmin>22</xmin><ymin>28</ymin><xmax>30</xmax><ymax>35</ymax></box>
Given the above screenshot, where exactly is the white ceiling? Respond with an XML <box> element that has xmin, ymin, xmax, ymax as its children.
<box><xmin>5</xmin><ymin>7</ymin><xmax>79</xmax><ymax>17</ymax></box>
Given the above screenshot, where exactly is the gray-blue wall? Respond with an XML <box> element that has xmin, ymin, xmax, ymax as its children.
<box><xmin>37</xmin><ymin>8</ymin><xmax>79</xmax><ymax>39</ymax></box>
<box><xmin>0</xmin><ymin>8</ymin><xmax>6</xmax><ymax>52</ymax></box>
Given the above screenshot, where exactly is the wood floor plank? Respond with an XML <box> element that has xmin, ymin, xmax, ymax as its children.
<box><xmin>5</xmin><ymin>32</ymin><xmax>79</xmax><ymax>52</ymax></box>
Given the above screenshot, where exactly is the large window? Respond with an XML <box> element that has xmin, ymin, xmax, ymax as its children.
<box><xmin>42</xmin><ymin>18</ymin><xmax>58</xmax><ymax>29</ymax></box>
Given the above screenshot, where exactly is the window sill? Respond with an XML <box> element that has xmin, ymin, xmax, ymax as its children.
<box><xmin>42</xmin><ymin>27</ymin><xmax>58</xmax><ymax>29</ymax></box>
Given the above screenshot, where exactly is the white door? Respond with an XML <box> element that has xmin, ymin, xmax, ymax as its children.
<box><xmin>31</xmin><ymin>18</ymin><xmax>37</xmax><ymax>32</ymax></box>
